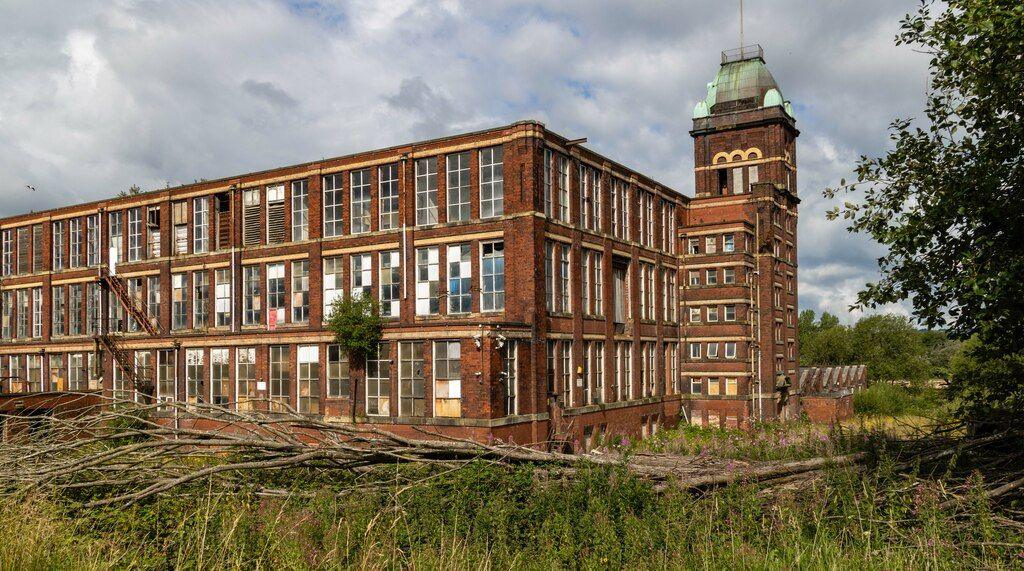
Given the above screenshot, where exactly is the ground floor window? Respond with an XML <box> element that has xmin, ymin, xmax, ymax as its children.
<box><xmin>433</xmin><ymin>340</ymin><xmax>461</xmax><ymax>418</ymax></box>
<box><xmin>503</xmin><ymin>341</ymin><xmax>518</xmax><ymax>416</ymax></box>
<box><xmin>26</xmin><ymin>355</ymin><xmax>42</xmax><ymax>393</ymax></box>
<box><xmin>327</xmin><ymin>345</ymin><xmax>350</xmax><ymax>398</ymax></box>
<box><xmin>237</xmin><ymin>348</ymin><xmax>257</xmax><ymax>411</ymax></box>
<box><xmin>49</xmin><ymin>354</ymin><xmax>65</xmax><ymax>393</ymax></box>
<box><xmin>68</xmin><ymin>353</ymin><xmax>85</xmax><ymax>391</ymax></box>
<box><xmin>269</xmin><ymin>346</ymin><xmax>289</xmax><ymax>412</ymax></box>
<box><xmin>186</xmin><ymin>349</ymin><xmax>204</xmax><ymax>407</ymax></box>
<box><xmin>210</xmin><ymin>348</ymin><xmax>230</xmax><ymax>406</ymax></box>
<box><xmin>298</xmin><ymin>345</ymin><xmax>319</xmax><ymax>414</ymax></box>
<box><xmin>157</xmin><ymin>349</ymin><xmax>176</xmax><ymax>408</ymax></box>
<box><xmin>399</xmin><ymin>342</ymin><xmax>425</xmax><ymax>417</ymax></box>
<box><xmin>366</xmin><ymin>343</ymin><xmax>391</xmax><ymax>416</ymax></box>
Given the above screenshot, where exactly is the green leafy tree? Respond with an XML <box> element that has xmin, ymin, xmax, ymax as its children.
<box><xmin>851</xmin><ymin>314</ymin><xmax>930</xmax><ymax>384</ymax></box>
<box><xmin>825</xmin><ymin>1</ymin><xmax>1024</xmax><ymax>419</ymax></box>
<box><xmin>325</xmin><ymin>294</ymin><xmax>383</xmax><ymax>362</ymax></box>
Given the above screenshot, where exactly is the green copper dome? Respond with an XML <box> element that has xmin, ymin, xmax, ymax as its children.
<box><xmin>692</xmin><ymin>46</ymin><xmax>794</xmax><ymax>119</ymax></box>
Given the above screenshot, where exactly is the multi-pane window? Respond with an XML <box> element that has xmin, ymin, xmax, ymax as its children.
<box><xmin>86</xmin><ymin>214</ymin><xmax>101</xmax><ymax>266</ymax></box>
<box><xmin>481</xmin><ymin>241</ymin><xmax>505</xmax><ymax>311</ymax></box>
<box><xmin>558</xmin><ymin>156</ymin><xmax>570</xmax><ymax>221</ymax></box>
<box><xmin>725</xmin><ymin>378</ymin><xmax>738</xmax><ymax>396</ymax></box>
<box><xmin>560</xmin><ymin>341</ymin><xmax>573</xmax><ymax>405</ymax></box>
<box><xmin>215</xmin><ymin>269</ymin><xmax>231</xmax><ymax>327</ymax></box>
<box><xmin>292</xmin><ymin>260</ymin><xmax>309</xmax><ymax>323</ymax></box>
<box><xmin>48</xmin><ymin>354</ymin><xmax>65</xmax><ymax>394</ymax></box>
<box><xmin>266</xmin><ymin>185</ymin><xmax>286</xmax><ymax>244</ymax></box>
<box><xmin>193</xmin><ymin>197</ymin><xmax>209</xmax><ymax>253</ymax></box>
<box><xmin>15</xmin><ymin>290</ymin><xmax>28</xmax><ymax>338</ymax></box>
<box><xmin>723</xmin><ymin>268</ymin><xmax>736</xmax><ymax>284</ymax></box>
<box><xmin>689</xmin><ymin>342</ymin><xmax>701</xmax><ymax>359</ymax></box>
<box><xmin>366</xmin><ymin>343</ymin><xmax>391</xmax><ymax>416</ymax></box>
<box><xmin>243</xmin><ymin>266</ymin><xmax>261</xmax><ymax>326</ymax></box>
<box><xmin>147</xmin><ymin>206</ymin><xmax>161</xmax><ymax>258</ymax></box>
<box><xmin>157</xmin><ymin>349</ymin><xmax>176</xmax><ymax>407</ymax></box>
<box><xmin>267</xmin><ymin>263</ymin><xmax>285</xmax><ymax>325</ymax></box>
<box><xmin>193</xmin><ymin>271</ymin><xmax>209</xmax><ymax>328</ymax></box>
<box><xmin>297</xmin><ymin>345</ymin><xmax>320</xmax><ymax>414</ymax></box>
<box><xmin>640</xmin><ymin>343</ymin><xmax>650</xmax><ymax>397</ymax></box>
<box><xmin>323</xmin><ymin>174</ymin><xmax>344</xmax><ymax>238</ymax></box>
<box><xmin>67</xmin><ymin>356</ymin><xmax>83</xmax><ymax>390</ymax></box>
<box><xmin>707</xmin><ymin>306</ymin><xmax>719</xmax><ymax>322</ymax></box>
<box><xmin>616</xmin><ymin>342</ymin><xmax>633</xmax><ymax>401</ymax></box>
<box><xmin>611</xmin><ymin>178</ymin><xmax>620</xmax><ymax>237</ymax></box>
<box><xmin>691</xmin><ymin>377</ymin><xmax>703</xmax><ymax>395</ymax></box>
<box><xmin>645</xmin><ymin>193</ymin><xmax>654</xmax><ymax>247</ymax></box>
<box><xmin>351</xmin><ymin>254</ymin><xmax>372</xmax><ymax>299</ymax></box>
<box><xmin>705</xmin><ymin>236</ymin><xmax>717</xmax><ymax>254</ymax></box>
<box><xmin>243</xmin><ymin>189</ymin><xmax>261</xmax><ymax>245</ymax></box>
<box><xmin>0</xmin><ymin>291</ymin><xmax>10</xmax><ymax>339</ymax></box>
<box><xmin>707</xmin><ymin>342</ymin><xmax>719</xmax><ymax>359</ymax></box>
<box><xmin>543</xmin><ymin>149</ymin><xmax>554</xmax><ymax>217</ymax></box>
<box><xmin>723</xmin><ymin>234</ymin><xmax>735</xmax><ymax>252</ymax></box>
<box><xmin>591</xmin><ymin>251</ymin><xmax>604</xmax><ymax>316</ymax></box>
<box><xmin>51</xmin><ymin>222</ymin><xmax>65</xmax><ymax>271</ymax></box>
<box><xmin>26</xmin><ymin>355</ymin><xmax>43</xmax><ymax>393</ymax></box>
<box><xmin>269</xmin><ymin>345</ymin><xmax>290</xmax><ymax>411</ymax></box>
<box><xmin>1</xmin><ymin>229</ymin><xmax>12</xmax><ymax>276</ymax></box>
<box><xmin>415</xmin><ymin>247</ymin><xmax>439</xmax><ymax>315</ymax></box>
<box><xmin>415</xmin><ymin>157</ymin><xmax>438</xmax><ymax>226</ymax></box>
<box><xmin>172</xmin><ymin>273</ymin><xmax>188</xmax><ymax>330</ymax></box>
<box><xmin>237</xmin><ymin>348</ymin><xmax>257</xmax><ymax>410</ymax></box>
<box><xmin>579</xmin><ymin>165</ymin><xmax>591</xmax><ymax>229</ymax></box>
<box><xmin>664</xmin><ymin>269</ymin><xmax>677</xmax><ymax>322</ymax></box>
<box><xmin>185</xmin><ymin>349</ymin><xmax>205</xmax><ymax>406</ymax></box>
<box><xmin>725</xmin><ymin>342</ymin><xmax>737</xmax><ymax>359</ymax></box>
<box><xmin>135</xmin><ymin>351</ymin><xmax>153</xmax><ymax>400</ymax></box>
<box><xmin>398</xmin><ymin>341</ymin><xmax>425</xmax><ymax>417</ymax></box>
<box><xmin>31</xmin><ymin>288</ymin><xmax>42</xmax><ymax>338</ymax></box>
<box><xmin>87</xmin><ymin>283</ymin><xmax>101</xmax><ymax>335</ymax></box>
<box><xmin>724</xmin><ymin>304</ymin><xmax>736</xmax><ymax>321</ymax></box>
<box><xmin>379</xmin><ymin>251</ymin><xmax>400</xmax><ymax>318</ymax></box>
<box><xmin>210</xmin><ymin>348</ymin><xmax>230</xmax><ymax>406</ymax></box>
<box><xmin>479</xmin><ymin>146</ymin><xmax>504</xmax><ymax>218</ymax></box>
<box><xmin>147</xmin><ymin>276</ymin><xmax>160</xmax><ymax>329</ymax></box>
<box><xmin>108</xmin><ymin>212</ymin><xmax>123</xmax><ymax>264</ymax></box>
<box><xmin>69</xmin><ymin>284</ymin><xmax>82</xmax><ymax>335</ymax></box>
<box><xmin>327</xmin><ymin>345</ymin><xmax>350</xmax><ymax>398</ymax></box>
<box><xmin>544</xmin><ymin>242</ymin><xmax>555</xmax><ymax>312</ymax></box>
<box><xmin>447</xmin><ymin>151</ymin><xmax>471</xmax><ymax>222</ymax></box>
<box><xmin>127</xmin><ymin>208</ymin><xmax>142</xmax><ymax>262</ymax></box>
<box><xmin>706</xmin><ymin>269</ymin><xmax>718</xmax><ymax>286</ymax></box>
<box><xmin>503</xmin><ymin>341</ymin><xmax>518</xmax><ymax>416</ymax></box>
<box><xmin>323</xmin><ymin>257</ymin><xmax>344</xmax><ymax>317</ymax></box>
<box><xmin>108</xmin><ymin>285</ymin><xmax>126</xmax><ymax>334</ymax></box>
<box><xmin>69</xmin><ymin>219</ymin><xmax>82</xmax><ymax>268</ymax></box>
<box><xmin>51</xmin><ymin>286</ymin><xmax>65</xmax><ymax>336</ymax></box>
<box><xmin>378</xmin><ymin>164</ymin><xmax>399</xmax><ymax>230</ymax></box>
<box><xmin>350</xmin><ymin>169</ymin><xmax>371</xmax><ymax>234</ymax></box>
<box><xmin>447</xmin><ymin>244</ymin><xmax>471</xmax><ymax>314</ymax></box>
<box><xmin>292</xmin><ymin>180</ymin><xmax>309</xmax><ymax>241</ymax></box>
<box><xmin>560</xmin><ymin>244</ymin><xmax>570</xmax><ymax>312</ymax></box>
<box><xmin>173</xmin><ymin>201</ymin><xmax>188</xmax><ymax>255</ymax></box>
<box><xmin>434</xmin><ymin>340</ymin><xmax>461</xmax><ymax>418</ymax></box>
<box><xmin>613</xmin><ymin>265</ymin><xmax>627</xmax><ymax>323</ymax></box>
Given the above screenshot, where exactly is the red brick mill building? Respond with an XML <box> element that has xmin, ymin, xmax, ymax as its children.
<box><xmin>0</xmin><ymin>46</ymin><xmax>800</xmax><ymax>448</ymax></box>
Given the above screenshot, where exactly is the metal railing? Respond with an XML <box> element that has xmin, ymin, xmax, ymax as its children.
<box><xmin>721</xmin><ymin>44</ymin><xmax>764</xmax><ymax>64</ymax></box>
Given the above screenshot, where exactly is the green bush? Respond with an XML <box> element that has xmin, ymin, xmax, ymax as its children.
<box><xmin>854</xmin><ymin>383</ymin><xmax>944</xmax><ymax>417</ymax></box>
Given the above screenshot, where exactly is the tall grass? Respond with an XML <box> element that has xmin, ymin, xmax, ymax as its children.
<box><xmin>0</xmin><ymin>455</ymin><xmax>1019</xmax><ymax>569</ymax></box>
<box><xmin>854</xmin><ymin>383</ymin><xmax>946</xmax><ymax>417</ymax></box>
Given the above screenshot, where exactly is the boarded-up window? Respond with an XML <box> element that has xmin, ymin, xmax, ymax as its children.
<box><xmin>16</xmin><ymin>227</ymin><xmax>29</xmax><ymax>274</ymax></box>
<box><xmin>243</xmin><ymin>189</ymin><xmax>261</xmax><ymax>246</ymax></box>
<box><xmin>32</xmin><ymin>225</ymin><xmax>43</xmax><ymax>272</ymax></box>
<box><xmin>216</xmin><ymin>193</ymin><xmax>231</xmax><ymax>250</ymax></box>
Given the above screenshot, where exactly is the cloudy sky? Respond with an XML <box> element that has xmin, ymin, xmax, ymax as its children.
<box><xmin>0</xmin><ymin>0</ymin><xmax>929</xmax><ymax>322</ymax></box>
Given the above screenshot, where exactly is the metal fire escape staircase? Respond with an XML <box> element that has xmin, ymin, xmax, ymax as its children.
<box><xmin>96</xmin><ymin>268</ymin><xmax>159</xmax><ymax>396</ymax></box>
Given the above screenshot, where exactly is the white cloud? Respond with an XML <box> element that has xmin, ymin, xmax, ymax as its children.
<box><xmin>0</xmin><ymin>0</ymin><xmax>930</xmax><ymax>321</ymax></box>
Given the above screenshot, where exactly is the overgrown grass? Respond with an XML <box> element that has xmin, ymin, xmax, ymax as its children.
<box><xmin>1</xmin><ymin>454</ymin><xmax>1021</xmax><ymax>569</ymax></box>
<box><xmin>854</xmin><ymin>383</ymin><xmax>947</xmax><ymax>417</ymax></box>
<box><xmin>638</xmin><ymin>420</ymin><xmax>872</xmax><ymax>461</ymax></box>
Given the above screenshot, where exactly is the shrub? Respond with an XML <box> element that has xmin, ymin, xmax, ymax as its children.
<box><xmin>854</xmin><ymin>383</ymin><xmax>943</xmax><ymax>417</ymax></box>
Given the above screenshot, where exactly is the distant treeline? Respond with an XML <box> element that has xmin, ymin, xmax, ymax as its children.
<box><xmin>798</xmin><ymin>311</ymin><xmax>962</xmax><ymax>384</ymax></box>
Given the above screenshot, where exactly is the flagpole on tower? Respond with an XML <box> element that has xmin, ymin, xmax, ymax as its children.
<box><xmin>739</xmin><ymin>0</ymin><xmax>745</xmax><ymax>47</ymax></box>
